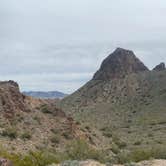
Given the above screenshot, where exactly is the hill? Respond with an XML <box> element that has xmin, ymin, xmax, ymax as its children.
<box><xmin>60</xmin><ymin>48</ymin><xmax>166</xmax><ymax>161</ymax></box>
<box><xmin>23</xmin><ymin>91</ymin><xmax>67</xmax><ymax>99</ymax></box>
<box><xmin>0</xmin><ymin>81</ymin><xmax>88</xmax><ymax>154</ymax></box>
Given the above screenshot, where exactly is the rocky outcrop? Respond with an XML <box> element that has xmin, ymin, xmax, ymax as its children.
<box><xmin>93</xmin><ymin>48</ymin><xmax>149</xmax><ymax>80</ymax></box>
<box><xmin>153</xmin><ymin>62</ymin><xmax>165</xmax><ymax>71</ymax></box>
<box><xmin>0</xmin><ymin>81</ymin><xmax>30</xmax><ymax>117</ymax></box>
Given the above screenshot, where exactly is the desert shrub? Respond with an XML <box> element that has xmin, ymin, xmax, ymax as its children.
<box><xmin>85</xmin><ymin>126</ymin><xmax>90</xmax><ymax>131</ymax></box>
<box><xmin>50</xmin><ymin>135</ymin><xmax>61</xmax><ymax>144</ymax></box>
<box><xmin>65</xmin><ymin>139</ymin><xmax>105</xmax><ymax>163</ymax></box>
<box><xmin>40</xmin><ymin>104</ymin><xmax>52</xmax><ymax>114</ymax></box>
<box><xmin>110</xmin><ymin>143</ymin><xmax>120</xmax><ymax>154</ymax></box>
<box><xmin>1</xmin><ymin>127</ymin><xmax>17</xmax><ymax>139</ymax></box>
<box><xmin>50</xmin><ymin>128</ymin><xmax>61</xmax><ymax>134</ymax></box>
<box><xmin>21</xmin><ymin>131</ymin><xmax>32</xmax><ymax>140</ymax></box>
<box><xmin>33</xmin><ymin>116</ymin><xmax>41</xmax><ymax>124</ymax></box>
<box><xmin>62</xmin><ymin>132</ymin><xmax>72</xmax><ymax>140</ymax></box>
<box><xmin>148</xmin><ymin>133</ymin><xmax>153</xmax><ymax>137</ymax></box>
<box><xmin>101</xmin><ymin>127</ymin><xmax>112</xmax><ymax>138</ymax></box>
<box><xmin>103</xmin><ymin>132</ymin><xmax>112</xmax><ymax>138</ymax></box>
<box><xmin>112</xmin><ymin>136</ymin><xmax>127</xmax><ymax>149</ymax></box>
<box><xmin>133</xmin><ymin>141</ymin><xmax>141</xmax><ymax>146</ymax></box>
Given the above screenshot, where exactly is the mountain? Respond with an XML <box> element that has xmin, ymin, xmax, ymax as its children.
<box><xmin>1</xmin><ymin>48</ymin><xmax>166</xmax><ymax>165</ymax></box>
<box><xmin>60</xmin><ymin>48</ymin><xmax>166</xmax><ymax>160</ymax></box>
<box><xmin>23</xmin><ymin>91</ymin><xmax>68</xmax><ymax>99</ymax></box>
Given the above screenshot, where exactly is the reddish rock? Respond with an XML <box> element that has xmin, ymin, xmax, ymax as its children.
<box><xmin>0</xmin><ymin>81</ymin><xmax>30</xmax><ymax>118</ymax></box>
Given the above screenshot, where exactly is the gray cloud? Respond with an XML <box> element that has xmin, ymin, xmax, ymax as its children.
<box><xmin>0</xmin><ymin>0</ymin><xmax>166</xmax><ymax>93</ymax></box>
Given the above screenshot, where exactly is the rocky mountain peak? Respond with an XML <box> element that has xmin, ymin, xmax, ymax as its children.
<box><xmin>93</xmin><ymin>48</ymin><xmax>149</xmax><ymax>80</ymax></box>
<box><xmin>153</xmin><ymin>62</ymin><xmax>165</xmax><ymax>71</ymax></box>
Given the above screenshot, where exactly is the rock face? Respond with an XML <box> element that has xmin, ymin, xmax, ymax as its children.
<box><xmin>0</xmin><ymin>80</ymin><xmax>30</xmax><ymax>115</ymax></box>
<box><xmin>93</xmin><ymin>48</ymin><xmax>149</xmax><ymax>80</ymax></box>
<box><xmin>153</xmin><ymin>62</ymin><xmax>165</xmax><ymax>71</ymax></box>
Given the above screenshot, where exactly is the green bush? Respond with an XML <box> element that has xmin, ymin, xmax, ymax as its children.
<box><xmin>33</xmin><ymin>116</ymin><xmax>41</xmax><ymax>124</ymax></box>
<box><xmin>133</xmin><ymin>141</ymin><xmax>141</xmax><ymax>146</ymax></box>
<box><xmin>50</xmin><ymin>135</ymin><xmax>61</xmax><ymax>144</ymax></box>
<box><xmin>101</xmin><ymin>127</ymin><xmax>112</xmax><ymax>138</ymax></box>
<box><xmin>110</xmin><ymin>143</ymin><xmax>120</xmax><ymax>154</ymax></box>
<box><xmin>112</xmin><ymin>136</ymin><xmax>127</xmax><ymax>149</ymax></box>
<box><xmin>21</xmin><ymin>132</ymin><xmax>32</xmax><ymax>140</ymax></box>
<box><xmin>1</xmin><ymin>127</ymin><xmax>18</xmax><ymax>139</ymax></box>
<box><xmin>40</xmin><ymin>104</ymin><xmax>52</xmax><ymax>114</ymax></box>
<box><xmin>62</xmin><ymin>132</ymin><xmax>72</xmax><ymax>140</ymax></box>
<box><xmin>103</xmin><ymin>132</ymin><xmax>112</xmax><ymax>138</ymax></box>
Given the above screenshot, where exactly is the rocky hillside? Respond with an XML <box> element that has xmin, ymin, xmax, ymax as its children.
<box><xmin>0</xmin><ymin>81</ymin><xmax>89</xmax><ymax>153</ymax></box>
<box><xmin>60</xmin><ymin>48</ymin><xmax>166</xmax><ymax>159</ymax></box>
<box><xmin>0</xmin><ymin>81</ymin><xmax>30</xmax><ymax>114</ymax></box>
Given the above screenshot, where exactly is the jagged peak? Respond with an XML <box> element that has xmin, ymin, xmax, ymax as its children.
<box><xmin>153</xmin><ymin>62</ymin><xmax>165</xmax><ymax>71</ymax></box>
<box><xmin>93</xmin><ymin>48</ymin><xmax>149</xmax><ymax>80</ymax></box>
<box><xmin>0</xmin><ymin>80</ymin><xmax>19</xmax><ymax>88</ymax></box>
<box><xmin>114</xmin><ymin>47</ymin><xmax>134</xmax><ymax>54</ymax></box>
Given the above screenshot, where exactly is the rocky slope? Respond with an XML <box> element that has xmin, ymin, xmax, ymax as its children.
<box><xmin>0</xmin><ymin>81</ymin><xmax>88</xmax><ymax>153</ymax></box>
<box><xmin>0</xmin><ymin>81</ymin><xmax>30</xmax><ymax>114</ymax></box>
<box><xmin>60</xmin><ymin>48</ymin><xmax>166</xmax><ymax>158</ymax></box>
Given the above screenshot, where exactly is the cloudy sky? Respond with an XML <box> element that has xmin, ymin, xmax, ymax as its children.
<box><xmin>0</xmin><ymin>0</ymin><xmax>166</xmax><ymax>93</ymax></box>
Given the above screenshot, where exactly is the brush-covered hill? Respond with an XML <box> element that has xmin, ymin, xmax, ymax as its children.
<box><xmin>60</xmin><ymin>48</ymin><xmax>166</xmax><ymax>158</ymax></box>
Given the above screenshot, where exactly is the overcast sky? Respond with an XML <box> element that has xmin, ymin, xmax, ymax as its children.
<box><xmin>0</xmin><ymin>0</ymin><xmax>166</xmax><ymax>93</ymax></box>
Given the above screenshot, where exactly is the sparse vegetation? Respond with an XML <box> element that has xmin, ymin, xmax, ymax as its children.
<box><xmin>0</xmin><ymin>147</ymin><xmax>60</xmax><ymax>166</ymax></box>
<box><xmin>65</xmin><ymin>139</ymin><xmax>106</xmax><ymax>162</ymax></box>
